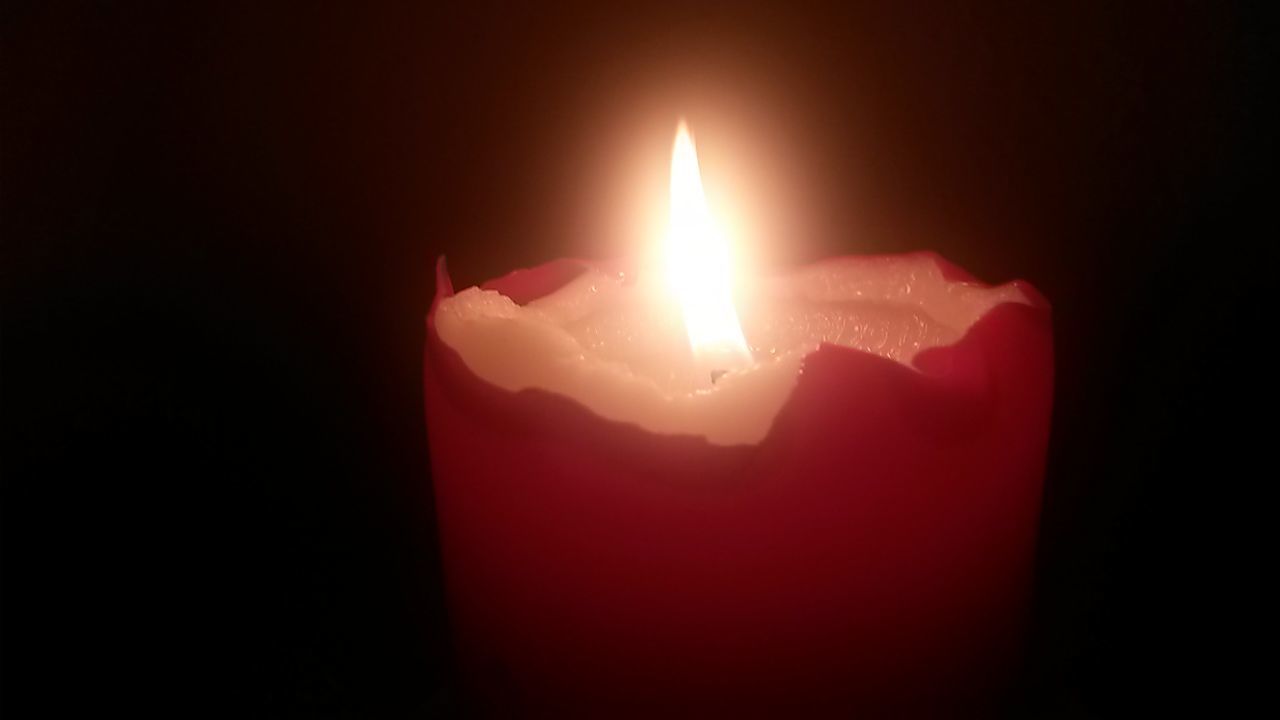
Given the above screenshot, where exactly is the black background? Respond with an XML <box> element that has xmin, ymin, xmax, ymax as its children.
<box><xmin>2</xmin><ymin>1</ymin><xmax>1270</xmax><ymax>715</ymax></box>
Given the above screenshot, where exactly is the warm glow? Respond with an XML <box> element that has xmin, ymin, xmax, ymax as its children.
<box><xmin>665</xmin><ymin>122</ymin><xmax>752</xmax><ymax>372</ymax></box>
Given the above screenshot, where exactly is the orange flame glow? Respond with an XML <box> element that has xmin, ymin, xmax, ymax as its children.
<box><xmin>664</xmin><ymin>122</ymin><xmax>752</xmax><ymax>373</ymax></box>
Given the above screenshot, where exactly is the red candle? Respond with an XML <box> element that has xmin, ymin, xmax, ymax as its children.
<box><xmin>424</xmin><ymin>124</ymin><xmax>1052</xmax><ymax>715</ymax></box>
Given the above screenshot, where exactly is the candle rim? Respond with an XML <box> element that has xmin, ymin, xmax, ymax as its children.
<box><xmin>429</xmin><ymin>252</ymin><xmax>1048</xmax><ymax>446</ymax></box>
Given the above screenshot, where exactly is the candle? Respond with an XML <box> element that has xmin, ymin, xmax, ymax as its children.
<box><xmin>424</xmin><ymin>123</ymin><xmax>1053</xmax><ymax>715</ymax></box>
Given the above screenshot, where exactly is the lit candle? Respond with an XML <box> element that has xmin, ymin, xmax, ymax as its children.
<box><xmin>424</xmin><ymin>122</ymin><xmax>1053</xmax><ymax>715</ymax></box>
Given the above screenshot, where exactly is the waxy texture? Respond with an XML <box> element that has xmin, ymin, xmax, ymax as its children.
<box><xmin>424</xmin><ymin>254</ymin><xmax>1052</xmax><ymax>715</ymax></box>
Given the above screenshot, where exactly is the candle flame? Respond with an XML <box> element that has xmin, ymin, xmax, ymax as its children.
<box><xmin>665</xmin><ymin>122</ymin><xmax>752</xmax><ymax>372</ymax></box>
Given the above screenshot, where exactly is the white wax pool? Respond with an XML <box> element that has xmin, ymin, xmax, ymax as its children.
<box><xmin>435</xmin><ymin>255</ymin><xmax>1031</xmax><ymax>446</ymax></box>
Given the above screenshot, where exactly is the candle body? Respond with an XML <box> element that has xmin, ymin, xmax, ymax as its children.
<box><xmin>424</xmin><ymin>255</ymin><xmax>1052</xmax><ymax>715</ymax></box>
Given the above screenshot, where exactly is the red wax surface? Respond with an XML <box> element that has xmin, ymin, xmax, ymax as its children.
<box><xmin>424</xmin><ymin>254</ymin><xmax>1053</xmax><ymax>716</ymax></box>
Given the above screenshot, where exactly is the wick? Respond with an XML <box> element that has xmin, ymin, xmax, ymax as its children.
<box><xmin>710</xmin><ymin>369</ymin><xmax>728</xmax><ymax>385</ymax></box>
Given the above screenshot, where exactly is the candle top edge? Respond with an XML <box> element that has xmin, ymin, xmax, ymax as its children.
<box><xmin>432</xmin><ymin>253</ymin><xmax>1044</xmax><ymax>445</ymax></box>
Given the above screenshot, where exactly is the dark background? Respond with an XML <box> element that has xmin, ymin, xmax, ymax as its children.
<box><xmin>2</xmin><ymin>1</ymin><xmax>1270</xmax><ymax>715</ymax></box>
